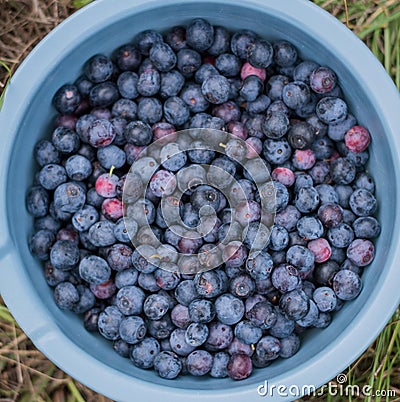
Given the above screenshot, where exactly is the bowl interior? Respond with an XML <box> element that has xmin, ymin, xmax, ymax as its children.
<box><xmin>4</xmin><ymin>0</ymin><xmax>398</xmax><ymax>396</ymax></box>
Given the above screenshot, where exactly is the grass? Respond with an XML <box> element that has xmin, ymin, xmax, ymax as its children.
<box><xmin>0</xmin><ymin>1</ymin><xmax>399</xmax><ymax>401</ymax></box>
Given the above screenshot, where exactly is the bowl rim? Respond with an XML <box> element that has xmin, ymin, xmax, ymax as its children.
<box><xmin>1</xmin><ymin>0</ymin><xmax>400</xmax><ymax>401</ymax></box>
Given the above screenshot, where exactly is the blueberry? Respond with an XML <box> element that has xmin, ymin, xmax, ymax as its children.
<box><xmin>130</xmin><ymin>337</ymin><xmax>160</xmax><ymax>369</ymax></box>
<box><xmin>73</xmin><ymin>284</ymin><xmax>96</xmax><ymax>314</ymax></box>
<box><xmin>204</xmin><ymin>321</ymin><xmax>233</xmax><ymax>351</ymax></box>
<box><xmin>215</xmin><ymin>53</ymin><xmax>241</xmax><ymax>77</ymax></box>
<box><xmin>282</xmin><ymin>81</ymin><xmax>310</xmax><ymax>109</ymax></box>
<box><xmin>29</xmin><ymin>230</ymin><xmax>55</xmax><ymax>261</ymax></box>
<box><xmin>246</xmin><ymin>300</ymin><xmax>277</xmax><ymax>329</ymax></box>
<box><xmin>279</xmin><ymin>289</ymin><xmax>309</xmax><ymax>320</ymax></box>
<box><xmin>286</xmin><ymin>245</ymin><xmax>315</xmax><ymax>277</ymax></box>
<box><xmin>207</xmin><ymin>26</ymin><xmax>230</xmax><ymax>56</ymax></box>
<box><xmin>137</xmin><ymin>68</ymin><xmax>160</xmax><ymax>96</ymax></box>
<box><xmin>262</xmin><ymin>112</ymin><xmax>290</xmax><ymax>139</ymax></box>
<box><xmin>116</xmin><ymin>285</ymin><xmax>144</xmax><ymax>315</ymax></box>
<box><xmin>50</xmin><ymin>240</ymin><xmax>79</xmax><ymax>270</ymax></box>
<box><xmin>231</xmin><ymin>30</ymin><xmax>257</xmax><ymax>59</ymax></box>
<box><xmin>327</xmin><ymin>223</ymin><xmax>354</xmax><ymax>248</ymax></box>
<box><xmin>112</xmin><ymin>339</ymin><xmax>131</xmax><ymax>358</ymax></box>
<box><xmin>115</xmin><ymin>44</ymin><xmax>142</xmax><ymax>71</ymax></box>
<box><xmin>310</xmin><ymin>67</ymin><xmax>337</xmax><ymax>94</ymax></box>
<box><xmin>72</xmin><ymin>204</ymin><xmax>99</xmax><ymax>232</ymax></box>
<box><xmin>295</xmin><ymin>299</ymin><xmax>318</xmax><ymax>327</ymax></box>
<box><xmin>89</xmin><ymin>82</ymin><xmax>119</xmax><ymax>108</ymax></box>
<box><xmin>79</xmin><ymin>255</ymin><xmax>111</xmax><ymax>284</ymax></box>
<box><xmin>239</xmin><ymin>75</ymin><xmax>263</xmax><ymax>102</ymax></box>
<box><xmin>269</xmin><ymin>225</ymin><xmax>289</xmax><ymax>251</ymax></box>
<box><xmin>111</xmin><ymin>99</ymin><xmax>138</xmax><ymax>121</ymax></box>
<box><xmin>234</xmin><ymin>320</ymin><xmax>262</xmax><ymax>345</ymax></box>
<box><xmin>88</xmin><ymin>220</ymin><xmax>116</xmax><ymax>247</ymax></box>
<box><xmin>315</xmin><ymin>184</ymin><xmax>339</xmax><ymax>204</ymax></box>
<box><xmin>253</xmin><ymin>335</ymin><xmax>281</xmax><ymax>366</ymax></box>
<box><xmin>53</xmin><ymin>84</ymin><xmax>81</xmax><ymax>114</ymax></box>
<box><xmin>332</xmin><ymin>269</ymin><xmax>362</xmax><ymax>300</ymax></box>
<box><xmin>210</xmin><ymin>351</ymin><xmax>230</xmax><ymax>378</ymax></box>
<box><xmin>313</xmin><ymin>286</ymin><xmax>337</xmax><ymax>312</ymax></box>
<box><xmin>246</xmin><ymin>251</ymin><xmax>274</xmax><ymax>281</ymax></box>
<box><xmin>115</xmin><ymin>268</ymin><xmax>138</xmax><ymax>289</ymax></box>
<box><xmin>87</xmin><ymin>119</ymin><xmax>116</xmax><ymax>148</ymax></box>
<box><xmin>194</xmin><ymin>63</ymin><xmax>219</xmax><ymax>84</ymax></box>
<box><xmin>346</xmin><ymin>238</ymin><xmax>375</xmax><ymax>267</ymax></box>
<box><xmin>186</xmin><ymin>350</ymin><xmax>214</xmax><ymax>376</ymax></box>
<box><xmin>34</xmin><ymin>140</ymin><xmax>61</xmax><ymax>167</ymax></box>
<box><xmin>34</xmin><ymin>215</ymin><xmax>61</xmax><ymax>234</ymax></box>
<box><xmin>316</xmin><ymin>97</ymin><xmax>348</xmax><ymax>125</ymax></box>
<box><xmin>52</xmin><ymin>127</ymin><xmax>80</xmax><ymax>154</ymax></box>
<box><xmin>186</xmin><ymin>18</ymin><xmax>214</xmax><ymax>52</ymax></box>
<box><xmin>201</xmin><ymin>75</ymin><xmax>231</xmax><ymax>105</ymax></box>
<box><xmin>293</xmin><ymin>61</ymin><xmax>319</xmax><ymax>84</ymax></box>
<box><xmin>119</xmin><ymin>315</ymin><xmax>147</xmax><ymax>344</ymax></box>
<box><xmin>185</xmin><ymin>323</ymin><xmax>209</xmax><ymax>347</ymax></box>
<box><xmin>174</xmin><ymin>280</ymin><xmax>198</xmax><ymax>306</ymax></box>
<box><xmin>248</xmin><ymin>39</ymin><xmax>273</xmax><ymax>68</ymax></box>
<box><xmin>154</xmin><ymin>351</ymin><xmax>182</xmax><ymax>379</ymax></box>
<box><xmin>297</xmin><ymin>216</ymin><xmax>324</xmax><ymax>240</ymax></box>
<box><xmin>149</xmin><ymin>41</ymin><xmax>177</xmax><ymax>72</ymax></box>
<box><xmin>136</xmin><ymin>30</ymin><xmax>163</xmax><ymax>56</ymax></box>
<box><xmin>180</xmin><ymin>83</ymin><xmax>209</xmax><ymax>113</ymax></box>
<box><xmin>349</xmin><ymin>188</ymin><xmax>377</xmax><ymax>217</ymax></box>
<box><xmin>215</xmin><ymin>293</ymin><xmax>245</xmax><ymax>325</ymax></box>
<box><xmin>98</xmin><ymin>306</ymin><xmax>124</xmax><ymax>340</ymax></box>
<box><xmin>163</xmin><ymin>96</ymin><xmax>190</xmax><ymax>126</ymax></box>
<box><xmin>143</xmin><ymin>294</ymin><xmax>170</xmax><ymax>320</ymax></box>
<box><xmin>269</xmin><ymin>309</ymin><xmax>295</xmax><ymax>338</ymax></box>
<box><xmin>54</xmin><ymin>281</ymin><xmax>79</xmax><ymax>310</ymax></box>
<box><xmin>165</xmin><ymin>26</ymin><xmax>187</xmax><ymax>52</ymax></box>
<box><xmin>352</xmin><ymin>216</ymin><xmax>381</xmax><ymax>239</ymax></box>
<box><xmin>295</xmin><ymin>186</ymin><xmax>320</xmax><ymax>213</ymax></box>
<box><xmin>279</xmin><ymin>334</ymin><xmax>300</xmax><ymax>358</ymax></box>
<box><xmin>176</xmin><ymin>48</ymin><xmax>202</xmax><ymax>76</ymax></box>
<box><xmin>229</xmin><ymin>274</ymin><xmax>256</xmax><ymax>298</ymax></box>
<box><xmin>262</xmin><ymin>138</ymin><xmax>292</xmax><ymax>164</ymax></box>
<box><xmin>313</xmin><ymin>260</ymin><xmax>339</xmax><ymax>286</ymax></box>
<box><xmin>124</xmin><ymin>120</ymin><xmax>153</xmax><ymax>146</ymax></box>
<box><xmin>170</xmin><ymin>328</ymin><xmax>196</xmax><ymax>356</ymax></box>
<box><xmin>116</xmin><ymin>71</ymin><xmax>139</xmax><ymax>99</ymax></box>
<box><xmin>147</xmin><ymin>314</ymin><xmax>174</xmax><ymax>340</ymax></box>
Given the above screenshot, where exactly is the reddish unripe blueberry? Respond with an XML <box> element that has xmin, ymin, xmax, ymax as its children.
<box><xmin>245</xmin><ymin>137</ymin><xmax>262</xmax><ymax>159</ymax></box>
<box><xmin>271</xmin><ymin>167</ymin><xmax>295</xmax><ymax>187</ymax></box>
<box><xmin>292</xmin><ymin>149</ymin><xmax>316</xmax><ymax>170</ymax></box>
<box><xmin>90</xmin><ymin>279</ymin><xmax>117</xmax><ymax>299</ymax></box>
<box><xmin>241</xmin><ymin>62</ymin><xmax>266</xmax><ymax>81</ymax></box>
<box><xmin>227</xmin><ymin>353</ymin><xmax>253</xmax><ymax>380</ymax></box>
<box><xmin>344</xmin><ymin>126</ymin><xmax>371</xmax><ymax>153</ymax></box>
<box><xmin>308</xmin><ymin>238</ymin><xmax>332</xmax><ymax>263</ymax></box>
<box><xmin>152</xmin><ymin>122</ymin><xmax>177</xmax><ymax>144</ymax></box>
<box><xmin>95</xmin><ymin>173</ymin><xmax>119</xmax><ymax>198</ymax></box>
<box><xmin>227</xmin><ymin>121</ymin><xmax>248</xmax><ymax>140</ymax></box>
<box><xmin>102</xmin><ymin>198</ymin><xmax>123</xmax><ymax>221</ymax></box>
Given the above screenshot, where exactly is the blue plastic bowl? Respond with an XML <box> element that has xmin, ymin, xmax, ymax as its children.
<box><xmin>1</xmin><ymin>0</ymin><xmax>400</xmax><ymax>400</ymax></box>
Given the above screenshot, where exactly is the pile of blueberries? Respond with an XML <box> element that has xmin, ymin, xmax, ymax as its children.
<box><xmin>26</xmin><ymin>18</ymin><xmax>380</xmax><ymax>381</ymax></box>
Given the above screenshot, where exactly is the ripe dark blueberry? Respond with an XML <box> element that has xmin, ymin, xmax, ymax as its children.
<box><xmin>282</xmin><ymin>81</ymin><xmax>310</xmax><ymax>109</ymax></box>
<box><xmin>239</xmin><ymin>75</ymin><xmax>263</xmax><ymax>102</ymax></box>
<box><xmin>263</xmin><ymin>138</ymin><xmax>292</xmax><ymax>165</ymax></box>
<box><xmin>271</xmin><ymin>263</ymin><xmax>301</xmax><ymax>294</ymax></box>
<box><xmin>195</xmin><ymin>63</ymin><xmax>219</xmax><ymax>84</ymax></box>
<box><xmin>349</xmin><ymin>188</ymin><xmax>377</xmax><ymax>217</ymax></box>
<box><xmin>180</xmin><ymin>83</ymin><xmax>209</xmax><ymax>113</ymax></box>
<box><xmin>262</xmin><ymin>112</ymin><xmax>290</xmax><ymax>139</ymax></box>
<box><xmin>123</xmin><ymin>120</ymin><xmax>153</xmax><ymax>146</ymax></box>
<box><xmin>330</xmin><ymin>157</ymin><xmax>356</xmax><ymax>185</ymax></box>
<box><xmin>163</xmin><ymin>96</ymin><xmax>190</xmax><ymax>126</ymax></box>
<box><xmin>149</xmin><ymin>42</ymin><xmax>177</xmax><ymax>72</ymax></box>
<box><xmin>137</xmin><ymin>68</ymin><xmax>161</xmax><ymax>96</ymax></box>
<box><xmin>208</xmin><ymin>26</ymin><xmax>230</xmax><ymax>56</ymax></box>
<box><xmin>53</xmin><ymin>84</ymin><xmax>81</xmax><ymax>114</ymax></box>
<box><xmin>119</xmin><ymin>315</ymin><xmax>147</xmax><ymax>344</ymax></box>
<box><xmin>231</xmin><ymin>30</ymin><xmax>257</xmax><ymax>59</ymax></box>
<box><xmin>117</xmin><ymin>71</ymin><xmax>139</xmax><ymax>99</ymax></box>
<box><xmin>38</xmin><ymin>164</ymin><xmax>67</xmax><ymax>191</ymax></box>
<box><xmin>296</xmin><ymin>299</ymin><xmax>319</xmax><ymax>327</ymax></box>
<box><xmin>287</xmin><ymin>121</ymin><xmax>315</xmax><ymax>150</ymax></box>
<box><xmin>54</xmin><ymin>281</ymin><xmax>79</xmax><ymax>310</ymax></box>
<box><xmin>313</xmin><ymin>286</ymin><xmax>337</xmax><ymax>312</ymax></box>
<box><xmin>154</xmin><ymin>351</ymin><xmax>182</xmax><ymax>379</ymax></box>
<box><xmin>316</xmin><ymin>97</ymin><xmax>348</xmax><ymax>125</ymax></box>
<box><xmin>52</xmin><ymin>127</ymin><xmax>80</xmax><ymax>154</ymax></box>
<box><xmin>165</xmin><ymin>26</ymin><xmax>187</xmax><ymax>52</ymax></box>
<box><xmin>88</xmin><ymin>220</ymin><xmax>116</xmax><ymax>247</ymax></box>
<box><xmin>111</xmin><ymin>99</ymin><xmax>137</xmax><ymax>121</ymax></box>
<box><xmin>53</xmin><ymin>182</ymin><xmax>86</xmax><ymax>213</ymax></box>
<box><xmin>215</xmin><ymin>53</ymin><xmax>241</xmax><ymax>77</ymax></box>
<box><xmin>310</xmin><ymin>67</ymin><xmax>337</xmax><ymax>94</ymax></box>
<box><xmin>89</xmin><ymin>82</ymin><xmax>119</xmax><ymax>108</ymax></box>
<box><xmin>186</xmin><ymin>18</ymin><xmax>214</xmax><ymax>52</ymax></box>
<box><xmin>280</xmin><ymin>289</ymin><xmax>310</xmax><ymax>320</ymax></box>
<box><xmin>201</xmin><ymin>75</ymin><xmax>230</xmax><ymax>104</ymax></box>
<box><xmin>279</xmin><ymin>334</ymin><xmax>300</xmax><ymax>358</ymax></box>
<box><xmin>293</xmin><ymin>60</ymin><xmax>319</xmax><ymax>83</ymax></box>
<box><xmin>131</xmin><ymin>337</ymin><xmax>160</xmax><ymax>369</ymax></box>
<box><xmin>79</xmin><ymin>255</ymin><xmax>111</xmax><ymax>284</ymax></box>
<box><xmin>136</xmin><ymin>30</ymin><xmax>163</xmax><ymax>56</ymax></box>
<box><xmin>185</xmin><ymin>323</ymin><xmax>209</xmax><ymax>347</ymax></box>
<box><xmin>84</xmin><ymin>54</ymin><xmax>113</xmax><ymax>83</ymax></box>
<box><xmin>210</xmin><ymin>351</ymin><xmax>230</xmax><ymax>378</ymax></box>
<box><xmin>247</xmin><ymin>39</ymin><xmax>273</xmax><ymax>68</ymax></box>
<box><xmin>352</xmin><ymin>216</ymin><xmax>381</xmax><ymax>239</ymax></box>
<box><xmin>332</xmin><ymin>269</ymin><xmax>362</xmax><ymax>300</ymax></box>
<box><xmin>296</xmin><ymin>216</ymin><xmax>324</xmax><ymax>240</ymax></box>
<box><xmin>115</xmin><ymin>44</ymin><xmax>142</xmax><ymax>71</ymax></box>
<box><xmin>295</xmin><ymin>186</ymin><xmax>320</xmax><ymax>213</ymax></box>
